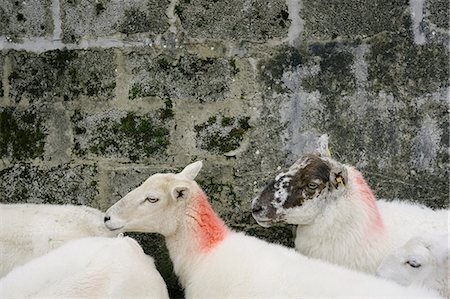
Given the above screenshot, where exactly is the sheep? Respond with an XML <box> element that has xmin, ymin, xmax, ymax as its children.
<box><xmin>0</xmin><ymin>236</ymin><xmax>169</xmax><ymax>298</ymax></box>
<box><xmin>0</xmin><ymin>203</ymin><xmax>119</xmax><ymax>277</ymax></box>
<box><xmin>251</xmin><ymin>152</ymin><xmax>448</xmax><ymax>274</ymax></box>
<box><xmin>377</xmin><ymin>233</ymin><xmax>449</xmax><ymax>298</ymax></box>
<box><xmin>104</xmin><ymin>161</ymin><xmax>441</xmax><ymax>298</ymax></box>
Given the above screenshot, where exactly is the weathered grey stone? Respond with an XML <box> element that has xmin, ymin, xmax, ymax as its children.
<box><xmin>0</xmin><ymin>53</ymin><xmax>4</xmax><ymax>97</ymax></box>
<box><xmin>0</xmin><ymin>0</ymin><xmax>52</xmax><ymax>41</ymax></box>
<box><xmin>301</xmin><ymin>0</ymin><xmax>410</xmax><ymax>40</ymax></box>
<box><xmin>0</xmin><ymin>163</ymin><xmax>98</xmax><ymax>205</ymax></box>
<box><xmin>176</xmin><ymin>0</ymin><xmax>289</xmax><ymax>41</ymax></box>
<box><xmin>8</xmin><ymin>49</ymin><xmax>116</xmax><ymax>103</ymax></box>
<box><xmin>61</xmin><ymin>0</ymin><xmax>169</xmax><ymax>43</ymax></box>
<box><xmin>194</xmin><ymin>115</ymin><xmax>251</xmax><ymax>154</ymax></box>
<box><xmin>427</xmin><ymin>0</ymin><xmax>449</xmax><ymax>29</ymax></box>
<box><xmin>421</xmin><ymin>0</ymin><xmax>450</xmax><ymax>45</ymax></box>
<box><xmin>128</xmin><ymin>49</ymin><xmax>234</xmax><ymax>102</ymax></box>
<box><xmin>0</xmin><ymin>106</ymin><xmax>47</xmax><ymax>161</ymax></box>
<box><xmin>72</xmin><ymin>109</ymin><xmax>172</xmax><ymax>162</ymax></box>
<box><xmin>367</xmin><ymin>33</ymin><xmax>448</xmax><ymax>96</ymax></box>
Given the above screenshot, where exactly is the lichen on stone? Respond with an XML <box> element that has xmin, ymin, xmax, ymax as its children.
<box><xmin>0</xmin><ymin>107</ymin><xmax>47</xmax><ymax>161</ymax></box>
<box><xmin>9</xmin><ymin>49</ymin><xmax>116</xmax><ymax>103</ymax></box>
<box><xmin>0</xmin><ymin>163</ymin><xmax>98</xmax><ymax>205</ymax></box>
<box><xmin>72</xmin><ymin>109</ymin><xmax>171</xmax><ymax>162</ymax></box>
<box><xmin>195</xmin><ymin>115</ymin><xmax>251</xmax><ymax>154</ymax></box>
<box><xmin>128</xmin><ymin>50</ymin><xmax>233</xmax><ymax>102</ymax></box>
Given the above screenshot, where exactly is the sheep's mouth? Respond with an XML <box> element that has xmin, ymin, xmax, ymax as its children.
<box><xmin>105</xmin><ymin>223</ymin><xmax>125</xmax><ymax>231</ymax></box>
<box><xmin>254</xmin><ymin>219</ymin><xmax>276</xmax><ymax>228</ymax></box>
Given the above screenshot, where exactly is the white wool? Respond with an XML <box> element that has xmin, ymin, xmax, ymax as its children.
<box><xmin>377</xmin><ymin>233</ymin><xmax>449</xmax><ymax>298</ymax></box>
<box><xmin>105</xmin><ymin>161</ymin><xmax>442</xmax><ymax>298</ymax></box>
<box><xmin>0</xmin><ymin>203</ymin><xmax>118</xmax><ymax>277</ymax></box>
<box><xmin>0</xmin><ymin>236</ymin><xmax>169</xmax><ymax>298</ymax></box>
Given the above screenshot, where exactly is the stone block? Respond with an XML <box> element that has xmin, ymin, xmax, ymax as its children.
<box><xmin>0</xmin><ymin>163</ymin><xmax>98</xmax><ymax>205</ymax></box>
<box><xmin>0</xmin><ymin>106</ymin><xmax>47</xmax><ymax>161</ymax></box>
<box><xmin>175</xmin><ymin>0</ymin><xmax>289</xmax><ymax>41</ymax></box>
<box><xmin>0</xmin><ymin>53</ymin><xmax>4</xmax><ymax>97</ymax></box>
<box><xmin>194</xmin><ymin>115</ymin><xmax>251</xmax><ymax>154</ymax></box>
<box><xmin>8</xmin><ymin>49</ymin><xmax>116</xmax><ymax>103</ymax></box>
<box><xmin>128</xmin><ymin>49</ymin><xmax>234</xmax><ymax>102</ymax></box>
<box><xmin>61</xmin><ymin>0</ymin><xmax>169</xmax><ymax>43</ymax></box>
<box><xmin>301</xmin><ymin>0</ymin><xmax>410</xmax><ymax>40</ymax></box>
<box><xmin>0</xmin><ymin>0</ymin><xmax>52</xmax><ymax>41</ymax></box>
<box><xmin>72</xmin><ymin>109</ymin><xmax>171</xmax><ymax>162</ymax></box>
<box><xmin>367</xmin><ymin>33</ymin><xmax>448</xmax><ymax>96</ymax></box>
<box><xmin>427</xmin><ymin>0</ymin><xmax>449</xmax><ymax>29</ymax></box>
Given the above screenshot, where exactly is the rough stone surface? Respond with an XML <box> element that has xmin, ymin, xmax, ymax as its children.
<box><xmin>0</xmin><ymin>53</ymin><xmax>4</xmax><ymax>97</ymax></box>
<box><xmin>1</xmin><ymin>1</ymin><xmax>449</xmax><ymax>297</ymax></box>
<box><xmin>61</xmin><ymin>0</ymin><xmax>169</xmax><ymax>43</ymax></box>
<box><xmin>302</xmin><ymin>0</ymin><xmax>411</xmax><ymax>40</ymax></box>
<box><xmin>0</xmin><ymin>0</ymin><xmax>52</xmax><ymax>41</ymax></box>
<box><xmin>72</xmin><ymin>109</ymin><xmax>172</xmax><ymax>162</ymax></box>
<box><xmin>427</xmin><ymin>0</ymin><xmax>449</xmax><ymax>29</ymax></box>
<box><xmin>128</xmin><ymin>49</ymin><xmax>234</xmax><ymax>102</ymax></box>
<box><xmin>0</xmin><ymin>163</ymin><xmax>98</xmax><ymax>205</ymax></box>
<box><xmin>9</xmin><ymin>49</ymin><xmax>116</xmax><ymax>103</ymax></box>
<box><xmin>0</xmin><ymin>106</ymin><xmax>47</xmax><ymax>161</ymax></box>
<box><xmin>176</xmin><ymin>0</ymin><xmax>289</xmax><ymax>41</ymax></box>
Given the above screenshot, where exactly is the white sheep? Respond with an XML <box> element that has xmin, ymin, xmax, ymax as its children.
<box><xmin>0</xmin><ymin>236</ymin><xmax>169</xmax><ymax>298</ymax></box>
<box><xmin>0</xmin><ymin>203</ymin><xmax>119</xmax><ymax>277</ymax></box>
<box><xmin>251</xmin><ymin>152</ymin><xmax>448</xmax><ymax>274</ymax></box>
<box><xmin>377</xmin><ymin>233</ymin><xmax>449</xmax><ymax>298</ymax></box>
<box><xmin>104</xmin><ymin>161</ymin><xmax>441</xmax><ymax>298</ymax></box>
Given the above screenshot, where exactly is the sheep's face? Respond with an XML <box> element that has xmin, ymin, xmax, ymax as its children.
<box><xmin>104</xmin><ymin>161</ymin><xmax>203</xmax><ymax>237</ymax></box>
<box><xmin>376</xmin><ymin>238</ymin><xmax>438</xmax><ymax>287</ymax></box>
<box><xmin>252</xmin><ymin>153</ymin><xmax>347</xmax><ymax>226</ymax></box>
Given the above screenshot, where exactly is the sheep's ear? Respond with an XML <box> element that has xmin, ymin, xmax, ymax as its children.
<box><xmin>329</xmin><ymin>165</ymin><xmax>348</xmax><ymax>189</ymax></box>
<box><xmin>171</xmin><ymin>185</ymin><xmax>191</xmax><ymax>201</ymax></box>
<box><xmin>179</xmin><ymin>161</ymin><xmax>203</xmax><ymax>180</ymax></box>
<box><xmin>317</xmin><ymin>134</ymin><xmax>331</xmax><ymax>157</ymax></box>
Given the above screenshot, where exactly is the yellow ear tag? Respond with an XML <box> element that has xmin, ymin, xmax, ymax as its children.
<box><xmin>336</xmin><ymin>176</ymin><xmax>344</xmax><ymax>185</ymax></box>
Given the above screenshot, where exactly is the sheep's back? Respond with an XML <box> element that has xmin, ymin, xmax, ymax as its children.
<box><xmin>0</xmin><ymin>203</ymin><xmax>117</xmax><ymax>277</ymax></box>
<box><xmin>185</xmin><ymin>232</ymin><xmax>439</xmax><ymax>298</ymax></box>
<box><xmin>0</xmin><ymin>236</ymin><xmax>169</xmax><ymax>298</ymax></box>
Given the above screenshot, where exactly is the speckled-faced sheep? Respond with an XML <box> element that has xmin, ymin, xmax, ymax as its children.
<box><xmin>104</xmin><ymin>161</ymin><xmax>441</xmax><ymax>298</ymax></box>
<box><xmin>252</xmin><ymin>152</ymin><xmax>448</xmax><ymax>274</ymax></box>
<box><xmin>0</xmin><ymin>236</ymin><xmax>169</xmax><ymax>298</ymax></box>
<box><xmin>0</xmin><ymin>203</ymin><xmax>119</xmax><ymax>277</ymax></box>
<box><xmin>377</xmin><ymin>233</ymin><xmax>449</xmax><ymax>298</ymax></box>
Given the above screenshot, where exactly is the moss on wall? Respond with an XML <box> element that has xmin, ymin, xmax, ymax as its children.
<box><xmin>0</xmin><ymin>107</ymin><xmax>46</xmax><ymax>161</ymax></box>
<box><xmin>72</xmin><ymin>109</ymin><xmax>171</xmax><ymax>162</ymax></box>
<box><xmin>195</xmin><ymin>115</ymin><xmax>251</xmax><ymax>154</ymax></box>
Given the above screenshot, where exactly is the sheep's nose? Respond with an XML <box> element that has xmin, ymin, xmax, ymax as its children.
<box><xmin>252</xmin><ymin>203</ymin><xmax>264</xmax><ymax>215</ymax></box>
<box><xmin>104</xmin><ymin>215</ymin><xmax>111</xmax><ymax>223</ymax></box>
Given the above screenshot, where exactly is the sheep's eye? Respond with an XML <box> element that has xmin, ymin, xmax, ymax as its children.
<box><xmin>406</xmin><ymin>260</ymin><xmax>421</xmax><ymax>268</ymax></box>
<box><xmin>145</xmin><ymin>197</ymin><xmax>159</xmax><ymax>203</ymax></box>
<box><xmin>307</xmin><ymin>183</ymin><xmax>319</xmax><ymax>190</ymax></box>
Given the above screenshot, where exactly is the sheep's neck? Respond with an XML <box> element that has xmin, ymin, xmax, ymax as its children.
<box><xmin>300</xmin><ymin>168</ymin><xmax>384</xmax><ymax>238</ymax></box>
<box><xmin>190</xmin><ymin>189</ymin><xmax>229</xmax><ymax>251</ymax></box>
<box><xmin>165</xmin><ymin>189</ymin><xmax>229</xmax><ymax>282</ymax></box>
<box><xmin>351</xmin><ymin>168</ymin><xmax>384</xmax><ymax>233</ymax></box>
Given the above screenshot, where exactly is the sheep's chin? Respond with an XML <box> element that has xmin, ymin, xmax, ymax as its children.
<box><xmin>255</xmin><ymin>219</ymin><xmax>277</xmax><ymax>228</ymax></box>
<box><xmin>105</xmin><ymin>222</ymin><xmax>125</xmax><ymax>232</ymax></box>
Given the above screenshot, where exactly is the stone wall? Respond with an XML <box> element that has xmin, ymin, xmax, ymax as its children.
<box><xmin>1</xmin><ymin>0</ymin><xmax>448</xmax><ymax>297</ymax></box>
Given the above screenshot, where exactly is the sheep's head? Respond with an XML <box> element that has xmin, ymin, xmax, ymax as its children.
<box><xmin>376</xmin><ymin>235</ymin><xmax>448</xmax><ymax>289</ymax></box>
<box><xmin>252</xmin><ymin>153</ymin><xmax>348</xmax><ymax>227</ymax></box>
<box><xmin>104</xmin><ymin>161</ymin><xmax>203</xmax><ymax>237</ymax></box>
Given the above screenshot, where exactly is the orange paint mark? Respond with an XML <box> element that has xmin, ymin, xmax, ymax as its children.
<box><xmin>351</xmin><ymin>169</ymin><xmax>384</xmax><ymax>232</ymax></box>
<box><xmin>193</xmin><ymin>190</ymin><xmax>229</xmax><ymax>252</ymax></box>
